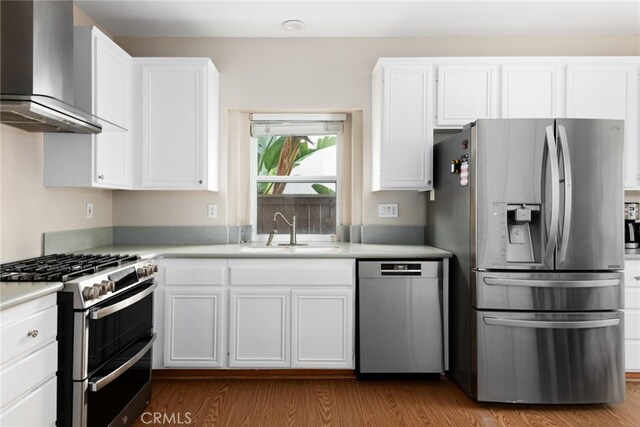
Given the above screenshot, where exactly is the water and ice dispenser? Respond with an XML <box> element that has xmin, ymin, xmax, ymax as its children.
<box><xmin>505</xmin><ymin>204</ymin><xmax>541</xmax><ymax>264</ymax></box>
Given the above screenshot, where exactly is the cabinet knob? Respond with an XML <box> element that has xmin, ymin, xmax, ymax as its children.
<box><xmin>199</xmin><ymin>180</ymin><xmax>203</xmax><ymax>184</ymax></box>
<box><xmin>635</xmin><ymin>276</ymin><xmax>640</xmax><ymax>281</ymax></box>
<box><xmin>98</xmin><ymin>175</ymin><xmax>105</xmax><ymax>180</ymax></box>
<box><xmin>27</xmin><ymin>329</ymin><xmax>39</xmax><ymax>338</ymax></box>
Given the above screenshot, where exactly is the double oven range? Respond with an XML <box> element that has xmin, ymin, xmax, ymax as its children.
<box><xmin>0</xmin><ymin>254</ymin><xmax>157</xmax><ymax>427</ymax></box>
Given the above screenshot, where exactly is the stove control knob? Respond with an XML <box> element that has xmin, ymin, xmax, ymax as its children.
<box><xmin>98</xmin><ymin>281</ymin><xmax>110</xmax><ymax>296</ymax></box>
<box><xmin>152</xmin><ymin>264</ymin><xmax>158</xmax><ymax>273</ymax></box>
<box><xmin>82</xmin><ymin>286</ymin><xmax>99</xmax><ymax>300</ymax></box>
<box><xmin>137</xmin><ymin>268</ymin><xmax>147</xmax><ymax>278</ymax></box>
<box><xmin>106</xmin><ymin>280</ymin><xmax>116</xmax><ymax>292</ymax></box>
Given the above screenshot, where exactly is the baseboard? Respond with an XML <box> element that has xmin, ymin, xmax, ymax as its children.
<box><xmin>626</xmin><ymin>372</ymin><xmax>640</xmax><ymax>380</ymax></box>
<box><xmin>152</xmin><ymin>369</ymin><xmax>356</xmax><ymax>380</ymax></box>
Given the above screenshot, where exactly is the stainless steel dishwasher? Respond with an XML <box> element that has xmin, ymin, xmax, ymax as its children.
<box><xmin>358</xmin><ymin>260</ymin><xmax>448</xmax><ymax>375</ymax></box>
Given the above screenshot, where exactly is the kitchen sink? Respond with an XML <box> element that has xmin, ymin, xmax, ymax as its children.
<box><xmin>239</xmin><ymin>245</ymin><xmax>342</xmax><ymax>254</ymax></box>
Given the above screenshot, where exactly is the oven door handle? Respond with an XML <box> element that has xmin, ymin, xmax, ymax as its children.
<box><xmin>89</xmin><ymin>334</ymin><xmax>156</xmax><ymax>392</ymax></box>
<box><xmin>89</xmin><ymin>282</ymin><xmax>157</xmax><ymax>320</ymax></box>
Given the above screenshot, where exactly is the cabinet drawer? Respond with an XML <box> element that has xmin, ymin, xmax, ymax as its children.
<box><xmin>162</xmin><ymin>259</ymin><xmax>227</xmax><ymax>286</ymax></box>
<box><xmin>0</xmin><ymin>306</ymin><xmax>57</xmax><ymax>364</ymax></box>
<box><xmin>0</xmin><ymin>341</ymin><xmax>57</xmax><ymax>408</ymax></box>
<box><xmin>0</xmin><ymin>376</ymin><xmax>56</xmax><ymax>426</ymax></box>
<box><xmin>624</xmin><ymin>309</ymin><xmax>640</xmax><ymax>339</ymax></box>
<box><xmin>626</xmin><ymin>287</ymin><xmax>640</xmax><ymax>308</ymax></box>
<box><xmin>229</xmin><ymin>259</ymin><xmax>354</xmax><ymax>286</ymax></box>
<box><xmin>625</xmin><ymin>340</ymin><xmax>640</xmax><ymax>371</ymax></box>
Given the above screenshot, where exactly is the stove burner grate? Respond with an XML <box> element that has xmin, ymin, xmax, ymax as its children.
<box><xmin>0</xmin><ymin>254</ymin><xmax>141</xmax><ymax>282</ymax></box>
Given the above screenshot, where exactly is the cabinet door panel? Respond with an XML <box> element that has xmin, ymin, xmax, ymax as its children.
<box><xmin>382</xmin><ymin>66</ymin><xmax>433</xmax><ymax>189</ymax></box>
<box><xmin>291</xmin><ymin>290</ymin><xmax>353</xmax><ymax>368</ymax></box>
<box><xmin>437</xmin><ymin>64</ymin><xmax>497</xmax><ymax>126</ymax></box>
<box><xmin>94</xmin><ymin>34</ymin><xmax>129</xmax><ymax>126</ymax></box>
<box><xmin>229</xmin><ymin>290</ymin><xmax>290</xmax><ymax>367</ymax></box>
<box><xmin>140</xmin><ymin>62</ymin><xmax>208</xmax><ymax>189</ymax></box>
<box><xmin>501</xmin><ymin>64</ymin><xmax>562</xmax><ymax>118</ymax></box>
<box><xmin>372</xmin><ymin>61</ymin><xmax>434</xmax><ymax>191</ymax></box>
<box><xmin>164</xmin><ymin>288</ymin><xmax>223</xmax><ymax>367</ymax></box>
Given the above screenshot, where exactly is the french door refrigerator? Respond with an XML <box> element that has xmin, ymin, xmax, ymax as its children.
<box><xmin>426</xmin><ymin>119</ymin><xmax>625</xmax><ymax>404</ymax></box>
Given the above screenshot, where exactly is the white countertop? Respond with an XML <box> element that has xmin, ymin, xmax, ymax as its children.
<box><xmin>1</xmin><ymin>244</ymin><xmax>450</xmax><ymax>311</ymax></box>
<box><xmin>0</xmin><ymin>282</ymin><xmax>63</xmax><ymax>311</ymax></box>
<box><xmin>79</xmin><ymin>242</ymin><xmax>453</xmax><ymax>259</ymax></box>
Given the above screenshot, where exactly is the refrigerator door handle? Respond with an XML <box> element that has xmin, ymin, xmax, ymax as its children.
<box><xmin>483</xmin><ymin>317</ymin><xmax>620</xmax><ymax>329</ymax></box>
<box><xmin>543</xmin><ymin>125</ymin><xmax>560</xmax><ymax>265</ymax></box>
<box><xmin>483</xmin><ymin>277</ymin><xmax>620</xmax><ymax>288</ymax></box>
<box><xmin>557</xmin><ymin>125</ymin><xmax>573</xmax><ymax>264</ymax></box>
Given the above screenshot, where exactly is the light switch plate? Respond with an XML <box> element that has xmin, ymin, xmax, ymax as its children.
<box><xmin>86</xmin><ymin>203</ymin><xmax>93</xmax><ymax>219</ymax></box>
<box><xmin>378</xmin><ymin>203</ymin><xmax>398</xmax><ymax>218</ymax></box>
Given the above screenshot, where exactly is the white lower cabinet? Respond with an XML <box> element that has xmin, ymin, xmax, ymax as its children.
<box><xmin>228</xmin><ymin>259</ymin><xmax>355</xmax><ymax>369</ymax></box>
<box><xmin>625</xmin><ymin>259</ymin><xmax>640</xmax><ymax>371</ymax></box>
<box><xmin>229</xmin><ymin>290</ymin><xmax>291</xmax><ymax>368</ymax></box>
<box><xmin>0</xmin><ymin>294</ymin><xmax>57</xmax><ymax>426</ymax></box>
<box><xmin>164</xmin><ymin>288</ymin><xmax>224</xmax><ymax>367</ymax></box>
<box><xmin>155</xmin><ymin>258</ymin><xmax>227</xmax><ymax>369</ymax></box>
<box><xmin>157</xmin><ymin>258</ymin><xmax>355</xmax><ymax>370</ymax></box>
<box><xmin>291</xmin><ymin>290</ymin><xmax>353</xmax><ymax>368</ymax></box>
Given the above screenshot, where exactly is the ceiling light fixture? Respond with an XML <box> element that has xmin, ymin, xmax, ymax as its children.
<box><xmin>281</xmin><ymin>19</ymin><xmax>306</xmax><ymax>32</ymax></box>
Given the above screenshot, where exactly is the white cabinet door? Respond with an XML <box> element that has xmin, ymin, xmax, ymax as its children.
<box><xmin>625</xmin><ymin>259</ymin><xmax>640</xmax><ymax>371</ymax></box>
<box><xmin>501</xmin><ymin>64</ymin><xmax>563</xmax><ymax>118</ymax></box>
<box><xmin>155</xmin><ymin>258</ymin><xmax>227</xmax><ymax>368</ymax></box>
<box><xmin>565</xmin><ymin>63</ymin><xmax>640</xmax><ymax>188</ymax></box>
<box><xmin>93</xmin><ymin>29</ymin><xmax>132</xmax><ymax>188</ymax></box>
<box><xmin>44</xmin><ymin>26</ymin><xmax>132</xmax><ymax>189</ymax></box>
<box><xmin>291</xmin><ymin>290</ymin><xmax>353</xmax><ymax>368</ymax></box>
<box><xmin>436</xmin><ymin>64</ymin><xmax>498</xmax><ymax>126</ymax></box>
<box><xmin>229</xmin><ymin>290</ymin><xmax>290</xmax><ymax>368</ymax></box>
<box><xmin>372</xmin><ymin>63</ymin><xmax>434</xmax><ymax>190</ymax></box>
<box><xmin>136</xmin><ymin>58</ymin><xmax>219</xmax><ymax>190</ymax></box>
<box><xmin>164</xmin><ymin>288</ymin><xmax>223</xmax><ymax>367</ymax></box>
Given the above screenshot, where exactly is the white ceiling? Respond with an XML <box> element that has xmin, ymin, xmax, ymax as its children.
<box><xmin>75</xmin><ymin>0</ymin><xmax>640</xmax><ymax>38</ymax></box>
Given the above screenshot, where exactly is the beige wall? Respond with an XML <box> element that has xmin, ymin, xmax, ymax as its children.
<box><xmin>0</xmin><ymin>125</ymin><xmax>113</xmax><ymax>262</ymax></box>
<box><xmin>113</xmin><ymin>34</ymin><xmax>640</xmax><ymax>228</ymax></box>
<box><xmin>2</xmin><ymin>33</ymin><xmax>639</xmax><ymax>262</ymax></box>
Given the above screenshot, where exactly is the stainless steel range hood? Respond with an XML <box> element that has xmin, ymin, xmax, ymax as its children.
<box><xmin>0</xmin><ymin>0</ymin><xmax>110</xmax><ymax>133</ymax></box>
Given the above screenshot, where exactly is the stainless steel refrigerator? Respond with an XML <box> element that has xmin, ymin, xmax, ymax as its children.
<box><xmin>426</xmin><ymin>119</ymin><xmax>625</xmax><ymax>404</ymax></box>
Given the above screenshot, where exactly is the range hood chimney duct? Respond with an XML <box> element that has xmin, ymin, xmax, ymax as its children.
<box><xmin>0</xmin><ymin>0</ymin><xmax>109</xmax><ymax>133</ymax></box>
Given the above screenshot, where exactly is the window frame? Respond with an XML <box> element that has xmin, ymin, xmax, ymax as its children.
<box><xmin>249</xmin><ymin>124</ymin><xmax>342</xmax><ymax>243</ymax></box>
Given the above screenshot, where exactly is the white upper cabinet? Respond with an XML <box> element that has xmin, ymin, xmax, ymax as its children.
<box><xmin>436</xmin><ymin>64</ymin><xmax>498</xmax><ymax>126</ymax></box>
<box><xmin>565</xmin><ymin>62</ymin><xmax>640</xmax><ymax>188</ymax></box>
<box><xmin>134</xmin><ymin>58</ymin><xmax>219</xmax><ymax>190</ymax></box>
<box><xmin>372</xmin><ymin>60</ymin><xmax>434</xmax><ymax>191</ymax></box>
<box><xmin>44</xmin><ymin>26</ymin><xmax>132</xmax><ymax>189</ymax></box>
<box><xmin>500</xmin><ymin>63</ymin><xmax>563</xmax><ymax>118</ymax></box>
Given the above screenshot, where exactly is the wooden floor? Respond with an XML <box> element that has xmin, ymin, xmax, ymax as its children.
<box><xmin>133</xmin><ymin>376</ymin><xmax>640</xmax><ymax>426</ymax></box>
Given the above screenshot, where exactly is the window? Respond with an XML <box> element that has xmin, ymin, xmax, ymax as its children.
<box><xmin>250</xmin><ymin>114</ymin><xmax>345</xmax><ymax>242</ymax></box>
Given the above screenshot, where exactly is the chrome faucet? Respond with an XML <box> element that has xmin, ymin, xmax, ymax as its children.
<box><xmin>268</xmin><ymin>211</ymin><xmax>307</xmax><ymax>246</ymax></box>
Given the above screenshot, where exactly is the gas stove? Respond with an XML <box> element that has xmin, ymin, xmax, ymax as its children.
<box><xmin>0</xmin><ymin>253</ymin><xmax>156</xmax><ymax>309</ymax></box>
<box><xmin>0</xmin><ymin>253</ymin><xmax>141</xmax><ymax>282</ymax></box>
<box><xmin>1</xmin><ymin>253</ymin><xmax>157</xmax><ymax>426</ymax></box>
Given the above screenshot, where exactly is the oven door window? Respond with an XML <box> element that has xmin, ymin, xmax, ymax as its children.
<box><xmin>87</xmin><ymin>336</ymin><xmax>153</xmax><ymax>427</ymax></box>
<box><xmin>88</xmin><ymin>279</ymin><xmax>154</xmax><ymax>374</ymax></box>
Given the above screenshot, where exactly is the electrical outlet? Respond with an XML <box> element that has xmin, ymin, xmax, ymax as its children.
<box><xmin>207</xmin><ymin>204</ymin><xmax>217</xmax><ymax>219</ymax></box>
<box><xmin>378</xmin><ymin>203</ymin><xmax>398</xmax><ymax>218</ymax></box>
<box><xmin>86</xmin><ymin>203</ymin><xmax>94</xmax><ymax>219</ymax></box>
